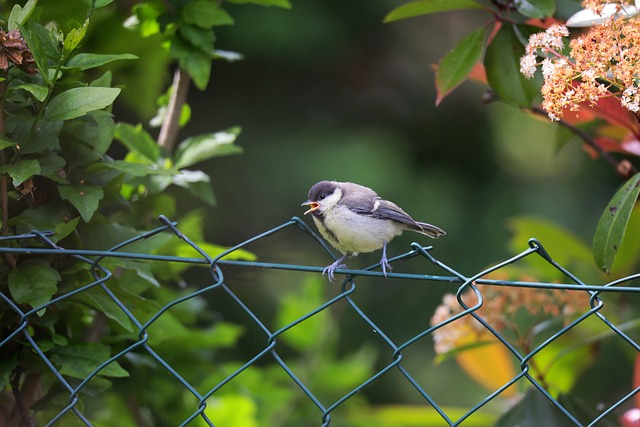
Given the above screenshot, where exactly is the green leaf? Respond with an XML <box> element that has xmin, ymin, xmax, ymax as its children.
<box><xmin>515</xmin><ymin>0</ymin><xmax>556</xmax><ymax>19</ymax></box>
<box><xmin>225</xmin><ymin>0</ymin><xmax>291</xmax><ymax>8</ymax></box>
<box><xmin>593</xmin><ymin>172</ymin><xmax>640</xmax><ymax>273</ymax></box>
<box><xmin>484</xmin><ymin>24</ymin><xmax>541</xmax><ymax>107</ymax></box>
<box><xmin>174</xmin><ymin>127</ymin><xmax>242</xmax><ymax>168</ymax></box>
<box><xmin>17</xmin><ymin>119</ymin><xmax>63</xmax><ymax>155</ymax></box>
<box><xmin>24</xmin><ymin>22</ymin><xmax>61</xmax><ymax>59</ymax></box>
<box><xmin>435</xmin><ymin>26</ymin><xmax>486</xmax><ymax>105</ymax></box>
<box><xmin>37</xmin><ymin>152</ymin><xmax>67</xmax><ymax>182</ymax></box>
<box><xmin>20</xmin><ymin>22</ymin><xmax>61</xmax><ymax>80</ymax></box>
<box><xmin>66</xmin><ymin>53</ymin><xmax>138</xmax><ymax>70</ymax></box>
<box><xmin>147</xmin><ymin>313</ymin><xmax>243</xmax><ymax>351</ymax></box>
<box><xmin>8</xmin><ymin>207</ymin><xmax>79</xmax><ymax>242</ymax></box>
<box><xmin>365</xmin><ymin>405</ymin><xmax>498</xmax><ymax>426</ymax></box>
<box><xmin>172</xmin><ymin>170</ymin><xmax>216</xmax><ymax>205</ymax></box>
<box><xmin>203</xmin><ymin>396</ymin><xmax>258</xmax><ymax>427</ymax></box>
<box><xmin>0</xmin><ymin>136</ymin><xmax>16</xmax><ymax>150</ymax></box>
<box><xmin>8</xmin><ymin>259</ymin><xmax>60</xmax><ymax>310</ymax></box>
<box><xmin>106</xmin><ymin>160</ymin><xmax>178</xmax><ymax>176</ymax></box>
<box><xmin>609</xmin><ymin>206</ymin><xmax>640</xmax><ymax>274</ymax></box>
<box><xmin>8</xmin><ymin>0</ymin><xmax>37</xmax><ymax>31</ymax></box>
<box><xmin>182</xmin><ymin>1</ymin><xmax>234</xmax><ymax>28</ymax></box>
<box><xmin>12</xmin><ymin>83</ymin><xmax>49</xmax><ymax>102</ymax></box>
<box><xmin>91</xmin><ymin>70</ymin><xmax>113</xmax><ymax>88</ymax></box>
<box><xmin>45</xmin><ymin>87</ymin><xmax>121</xmax><ymax>122</ymax></box>
<box><xmin>508</xmin><ymin>216</ymin><xmax>599</xmax><ymax>280</ymax></box>
<box><xmin>62</xmin><ymin>110</ymin><xmax>116</xmax><ymax>157</ymax></box>
<box><xmin>178</xmin><ymin>24</ymin><xmax>215</xmax><ymax>54</ymax></box>
<box><xmin>57</xmin><ymin>183</ymin><xmax>104</xmax><ymax>222</ymax></box>
<box><xmin>0</xmin><ymin>135</ymin><xmax>18</xmax><ymax>150</ymax></box>
<box><xmin>75</xmin><ymin>288</ymin><xmax>134</xmax><ymax>332</ymax></box>
<box><xmin>63</xmin><ymin>21</ymin><xmax>89</xmax><ymax>58</ymax></box>
<box><xmin>178</xmin><ymin>241</ymin><xmax>256</xmax><ymax>261</ymax></box>
<box><xmin>114</xmin><ymin>123</ymin><xmax>161</xmax><ymax>162</ymax></box>
<box><xmin>129</xmin><ymin>3</ymin><xmax>162</xmax><ymax>37</ymax></box>
<box><xmin>495</xmin><ymin>388</ymin><xmax>572</xmax><ymax>426</ymax></box>
<box><xmin>54</xmin><ymin>217</ymin><xmax>80</xmax><ymax>241</ymax></box>
<box><xmin>170</xmin><ymin>35</ymin><xmax>212</xmax><ymax>90</ymax></box>
<box><xmin>83</xmin><ymin>0</ymin><xmax>114</xmax><ymax>8</ymax></box>
<box><xmin>210</xmin><ymin>7</ymin><xmax>234</xmax><ymax>26</ymax></box>
<box><xmin>0</xmin><ymin>355</ymin><xmax>18</xmax><ymax>389</ymax></box>
<box><xmin>276</xmin><ymin>278</ymin><xmax>329</xmax><ymax>351</ymax></box>
<box><xmin>384</xmin><ymin>0</ymin><xmax>484</xmax><ymax>23</ymax></box>
<box><xmin>0</xmin><ymin>159</ymin><xmax>40</xmax><ymax>186</ymax></box>
<box><xmin>59</xmin><ymin>136</ymin><xmax>100</xmax><ymax>168</ymax></box>
<box><xmin>49</xmin><ymin>343</ymin><xmax>129</xmax><ymax>379</ymax></box>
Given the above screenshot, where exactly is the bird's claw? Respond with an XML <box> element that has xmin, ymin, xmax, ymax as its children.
<box><xmin>381</xmin><ymin>259</ymin><xmax>393</xmax><ymax>278</ymax></box>
<box><xmin>322</xmin><ymin>261</ymin><xmax>347</xmax><ymax>282</ymax></box>
<box><xmin>380</xmin><ymin>241</ymin><xmax>392</xmax><ymax>278</ymax></box>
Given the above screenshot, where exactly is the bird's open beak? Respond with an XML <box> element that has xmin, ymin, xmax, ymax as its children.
<box><xmin>302</xmin><ymin>200</ymin><xmax>320</xmax><ymax>215</ymax></box>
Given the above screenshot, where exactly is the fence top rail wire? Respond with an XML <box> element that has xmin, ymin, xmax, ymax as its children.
<box><xmin>1</xmin><ymin>215</ymin><xmax>640</xmax><ymax>426</ymax></box>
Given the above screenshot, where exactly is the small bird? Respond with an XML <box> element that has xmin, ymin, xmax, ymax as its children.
<box><xmin>302</xmin><ymin>180</ymin><xmax>445</xmax><ymax>281</ymax></box>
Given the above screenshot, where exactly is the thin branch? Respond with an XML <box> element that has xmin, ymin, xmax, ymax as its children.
<box><xmin>126</xmin><ymin>394</ymin><xmax>152</xmax><ymax>427</ymax></box>
<box><xmin>0</xmin><ymin>76</ymin><xmax>7</xmax><ymax>235</ymax></box>
<box><xmin>531</xmin><ymin>105</ymin><xmax>638</xmax><ymax>178</ymax></box>
<box><xmin>86</xmin><ymin>312</ymin><xmax>108</xmax><ymax>342</ymax></box>
<box><xmin>157</xmin><ymin>67</ymin><xmax>191</xmax><ymax>153</ymax></box>
<box><xmin>0</xmin><ymin>75</ymin><xmax>17</xmax><ymax>267</ymax></box>
<box><xmin>1</xmin><ymin>151</ymin><xmax>7</xmax><ymax>234</ymax></box>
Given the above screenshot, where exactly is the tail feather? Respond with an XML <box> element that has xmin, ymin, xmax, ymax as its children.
<box><xmin>412</xmin><ymin>221</ymin><xmax>446</xmax><ymax>238</ymax></box>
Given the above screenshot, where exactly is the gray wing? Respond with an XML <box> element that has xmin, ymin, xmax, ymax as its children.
<box><xmin>370</xmin><ymin>199</ymin><xmax>422</xmax><ymax>229</ymax></box>
<box><xmin>340</xmin><ymin>190</ymin><xmax>420</xmax><ymax>228</ymax></box>
<box><xmin>373</xmin><ymin>200</ymin><xmax>445</xmax><ymax>237</ymax></box>
<box><xmin>337</xmin><ymin>182</ymin><xmax>379</xmax><ymax>213</ymax></box>
<box><xmin>339</xmin><ymin>188</ymin><xmax>445</xmax><ymax>237</ymax></box>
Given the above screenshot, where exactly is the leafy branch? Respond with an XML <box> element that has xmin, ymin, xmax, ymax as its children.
<box><xmin>384</xmin><ymin>0</ymin><xmax>640</xmax><ymax>273</ymax></box>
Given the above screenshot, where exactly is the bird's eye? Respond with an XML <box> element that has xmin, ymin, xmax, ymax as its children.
<box><xmin>318</xmin><ymin>193</ymin><xmax>326</xmax><ymax>200</ymax></box>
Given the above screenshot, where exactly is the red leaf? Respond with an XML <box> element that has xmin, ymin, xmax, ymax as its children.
<box><xmin>585</xmin><ymin>136</ymin><xmax>640</xmax><ymax>159</ymax></box>
<box><xmin>584</xmin><ymin>137</ymin><xmax>619</xmax><ymax>159</ymax></box>
<box><xmin>586</xmin><ymin>95</ymin><xmax>640</xmax><ymax>137</ymax></box>
<box><xmin>559</xmin><ymin>106</ymin><xmax>596</xmax><ymax>125</ymax></box>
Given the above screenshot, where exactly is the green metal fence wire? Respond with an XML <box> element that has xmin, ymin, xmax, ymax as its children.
<box><xmin>2</xmin><ymin>215</ymin><xmax>640</xmax><ymax>426</ymax></box>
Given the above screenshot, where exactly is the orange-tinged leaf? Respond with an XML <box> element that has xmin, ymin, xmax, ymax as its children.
<box><xmin>455</xmin><ymin>340</ymin><xmax>518</xmax><ymax>397</ymax></box>
<box><xmin>467</xmin><ymin>63</ymin><xmax>487</xmax><ymax>84</ymax></box>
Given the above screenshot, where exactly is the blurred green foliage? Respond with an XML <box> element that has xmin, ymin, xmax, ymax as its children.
<box><xmin>1</xmin><ymin>0</ymin><xmax>640</xmax><ymax>425</ymax></box>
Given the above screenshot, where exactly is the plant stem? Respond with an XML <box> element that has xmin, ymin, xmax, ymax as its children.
<box><xmin>157</xmin><ymin>67</ymin><xmax>191</xmax><ymax>153</ymax></box>
<box><xmin>530</xmin><ymin>106</ymin><xmax>638</xmax><ymax>178</ymax></box>
<box><xmin>0</xmin><ymin>76</ymin><xmax>7</xmax><ymax>235</ymax></box>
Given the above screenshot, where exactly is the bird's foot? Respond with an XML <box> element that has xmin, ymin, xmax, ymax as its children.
<box><xmin>380</xmin><ymin>257</ymin><xmax>393</xmax><ymax>277</ymax></box>
<box><xmin>322</xmin><ymin>259</ymin><xmax>347</xmax><ymax>282</ymax></box>
<box><xmin>380</xmin><ymin>241</ymin><xmax>392</xmax><ymax>278</ymax></box>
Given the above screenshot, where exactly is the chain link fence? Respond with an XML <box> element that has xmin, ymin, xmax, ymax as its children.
<box><xmin>1</xmin><ymin>215</ymin><xmax>640</xmax><ymax>426</ymax></box>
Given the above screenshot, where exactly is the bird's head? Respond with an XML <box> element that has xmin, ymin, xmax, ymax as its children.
<box><xmin>302</xmin><ymin>181</ymin><xmax>342</xmax><ymax>216</ymax></box>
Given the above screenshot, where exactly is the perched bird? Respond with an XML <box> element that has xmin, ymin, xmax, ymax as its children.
<box><xmin>302</xmin><ymin>180</ymin><xmax>445</xmax><ymax>281</ymax></box>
